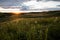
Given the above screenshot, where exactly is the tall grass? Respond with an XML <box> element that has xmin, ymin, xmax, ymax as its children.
<box><xmin>0</xmin><ymin>17</ymin><xmax>60</xmax><ymax>40</ymax></box>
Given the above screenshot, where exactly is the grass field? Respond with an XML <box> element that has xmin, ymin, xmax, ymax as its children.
<box><xmin>0</xmin><ymin>11</ymin><xmax>60</xmax><ymax>40</ymax></box>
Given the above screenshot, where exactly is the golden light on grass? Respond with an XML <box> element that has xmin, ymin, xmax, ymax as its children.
<box><xmin>11</xmin><ymin>12</ymin><xmax>22</xmax><ymax>19</ymax></box>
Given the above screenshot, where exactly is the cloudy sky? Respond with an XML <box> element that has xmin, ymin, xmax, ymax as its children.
<box><xmin>0</xmin><ymin>0</ymin><xmax>60</xmax><ymax>12</ymax></box>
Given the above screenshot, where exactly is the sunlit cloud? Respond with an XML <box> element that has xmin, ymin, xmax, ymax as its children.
<box><xmin>23</xmin><ymin>1</ymin><xmax>60</xmax><ymax>9</ymax></box>
<box><xmin>0</xmin><ymin>7</ymin><xmax>20</xmax><ymax>13</ymax></box>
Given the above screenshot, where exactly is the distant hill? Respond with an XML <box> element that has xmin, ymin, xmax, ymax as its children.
<box><xmin>0</xmin><ymin>10</ymin><xmax>60</xmax><ymax>22</ymax></box>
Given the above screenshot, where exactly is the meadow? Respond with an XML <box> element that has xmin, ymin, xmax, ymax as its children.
<box><xmin>0</xmin><ymin>11</ymin><xmax>60</xmax><ymax>40</ymax></box>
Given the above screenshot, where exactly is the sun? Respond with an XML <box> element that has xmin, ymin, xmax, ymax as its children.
<box><xmin>12</xmin><ymin>12</ymin><xmax>21</xmax><ymax>15</ymax></box>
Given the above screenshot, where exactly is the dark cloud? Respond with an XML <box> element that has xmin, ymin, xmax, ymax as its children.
<box><xmin>0</xmin><ymin>0</ymin><xmax>29</xmax><ymax>6</ymax></box>
<box><xmin>53</xmin><ymin>0</ymin><xmax>60</xmax><ymax>1</ymax></box>
<box><xmin>0</xmin><ymin>0</ymin><xmax>60</xmax><ymax>6</ymax></box>
<box><xmin>45</xmin><ymin>8</ymin><xmax>60</xmax><ymax>11</ymax></box>
<box><xmin>0</xmin><ymin>0</ymin><xmax>60</xmax><ymax>11</ymax></box>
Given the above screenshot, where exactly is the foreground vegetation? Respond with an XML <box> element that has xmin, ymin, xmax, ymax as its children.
<box><xmin>0</xmin><ymin>11</ymin><xmax>60</xmax><ymax>40</ymax></box>
<box><xmin>0</xmin><ymin>17</ymin><xmax>60</xmax><ymax>40</ymax></box>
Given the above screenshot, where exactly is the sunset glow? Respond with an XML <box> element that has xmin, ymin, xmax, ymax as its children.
<box><xmin>12</xmin><ymin>12</ymin><xmax>21</xmax><ymax>15</ymax></box>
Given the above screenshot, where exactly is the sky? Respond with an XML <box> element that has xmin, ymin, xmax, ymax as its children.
<box><xmin>0</xmin><ymin>0</ymin><xmax>60</xmax><ymax>12</ymax></box>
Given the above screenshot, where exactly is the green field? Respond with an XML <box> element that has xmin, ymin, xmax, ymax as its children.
<box><xmin>0</xmin><ymin>11</ymin><xmax>60</xmax><ymax>40</ymax></box>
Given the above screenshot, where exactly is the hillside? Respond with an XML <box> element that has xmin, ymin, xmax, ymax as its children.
<box><xmin>0</xmin><ymin>11</ymin><xmax>60</xmax><ymax>22</ymax></box>
<box><xmin>0</xmin><ymin>11</ymin><xmax>60</xmax><ymax>40</ymax></box>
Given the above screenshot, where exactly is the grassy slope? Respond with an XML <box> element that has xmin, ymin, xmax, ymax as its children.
<box><xmin>0</xmin><ymin>11</ymin><xmax>60</xmax><ymax>40</ymax></box>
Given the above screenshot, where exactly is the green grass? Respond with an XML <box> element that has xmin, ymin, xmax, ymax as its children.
<box><xmin>0</xmin><ymin>17</ymin><xmax>60</xmax><ymax>40</ymax></box>
<box><xmin>0</xmin><ymin>11</ymin><xmax>60</xmax><ymax>40</ymax></box>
